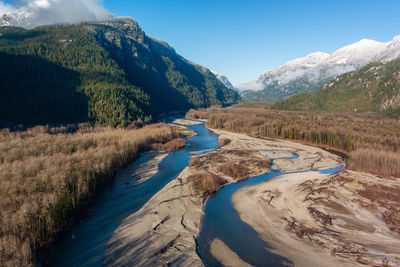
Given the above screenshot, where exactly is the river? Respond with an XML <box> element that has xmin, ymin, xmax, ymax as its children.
<box><xmin>48</xmin><ymin>122</ymin><xmax>219</xmax><ymax>266</ymax></box>
<box><xmin>49</xmin><ymin>121</ymin><xmax>341</xmax><ymax>266</ymax></box>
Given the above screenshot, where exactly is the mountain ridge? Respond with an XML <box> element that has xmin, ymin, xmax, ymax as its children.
<box><xmin>238</xmin><ymin>36</ymin><xmax>400</xmax><ymax>102</ymax></box>
<box><xmin>0</xmin><ymin>17</ymin><xmax>239</xmax><ymax>127</ymax></box>
<box><xmin>271</xmin><ymin>57</ymin><xmax>400</xmax><ymax>117</ymax></box>
<box><xmin>210</xmin><ymin>70</ymin><xmax>238</xmax><ymax>91</ymax></box>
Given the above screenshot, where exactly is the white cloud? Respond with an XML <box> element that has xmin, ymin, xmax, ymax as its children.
<box><xmin>0</xmin><ymin>0</ymin><xmax>113</xmax><ymax>28</ymax></box>
<box><xmin>235</xmin><ymin>81</ymin><xmax>265</xmax><ymax>92</ymax></box>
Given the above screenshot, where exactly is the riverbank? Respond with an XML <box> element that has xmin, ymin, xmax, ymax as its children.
<box><xmin>233</xmin><ymin>168</ymin><xmax>400</xmax><ymax>266</ymax></box>
<box><xmin>132</xmin><ymin>153</ymin><xmax>169</xmax><ymax>184</ymax></box>
<box><xmin>105</xmin><ymin>119</ymin><xmax>345</xmax><ymax>266</ymax></box>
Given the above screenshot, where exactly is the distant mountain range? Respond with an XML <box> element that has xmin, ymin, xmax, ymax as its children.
<box><xmin>237</xmin><ymin>36</ymin><xmax>400</xmax><ymax>102</ymax></box>
<box><xmin>0</xmin><ymin>17</ymin><xmax>238</xmax><ymax>127</ymax></box>
<box><xmin>210</xmin><ymin>70</ymin><xmax>238</xmax><ymax>91</ymax></box>
<box><xmin>271</xmin><ymin>57</ymin><xmax>400</xmax><ymax>117</ymax></box>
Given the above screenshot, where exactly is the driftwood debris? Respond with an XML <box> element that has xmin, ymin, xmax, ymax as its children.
<box><xmin>308</xmin><ymin>207</ymin><xmax>333</xmax><ymax>226</ymax></box>
<box><xmin>156</xmin><ymin>234</ymin><xmax>181</xmax><ymax>255</ymax></box>
<box><xmin>153</xmin><ymin>215</ymin><xmax>171</xmax><ymax>231</ymax></box>
<box><xmin>267</xmin><ymin>196</ymin><xmax>274</xmax><ymax>205</ymax></box>
<box><xmin>160</xmin><ymin>194</ymin><xmax>193</xmax><ymax>204</ymax></box>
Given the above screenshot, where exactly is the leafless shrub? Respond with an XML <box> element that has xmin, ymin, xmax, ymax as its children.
<box><xmin>185</xmin><ymin>106</ymin><xmax>220</xmax><ymax>120</ymax></box>
<box><xmin>216</xmin><ymin>163</ymin><xmax>248</xmax><ymax>180</ymax></box>
<box><xmin>219</xmin><ymin>137</ymin><xmax>231</xmax><ymax>147</ymax></box>
<box><xmin>188</xmin><ymin>171</ymin><xmax>227</xmax><ymax>195</ymax></box>
<box><xmin>151</xmin><ymin>137</ymin><xmax>186</xmax><ymax>152</ymax></box>
<box><xmin>223</xmin><ymin>150</ymin><xmax>251</xmax><ymax>157</ymax></box>
<box><xmin>203</xmin><ymin>152</ymin><xmax>227</xmax><ymax>163</ymax></box>
<box><xmin>348</xmin><ymin>149</ymin><xmax>400</xmax><ymax>178</ymax></box>
<box><xmin>246</xmin><ymin>159</ymin><xmax>271</xmax><ymax>169</ymax></box>
<box><xmin>189</xmin><ymin>156</ymin><xmax>203</xmax><ymax>169</ymax></box>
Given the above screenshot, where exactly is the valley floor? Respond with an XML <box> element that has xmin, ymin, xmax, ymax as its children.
<box><xmin>104</xmin><ymin>119</ymin><xmax>400</xmax><ymax>266</ymax></box>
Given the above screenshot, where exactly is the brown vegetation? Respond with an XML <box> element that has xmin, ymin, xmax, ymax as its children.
<box><xmin>247</xmin><ymin>159</ymin><xmax>271</xmax><ymax>169</ymax></box>
<box><xmin>347</xmin><ymin>149</ymin><xmax>400</xmax><ymax>178</ymax></box>
<box><xmin>188</xmin><ymin>171</ymin><xmax>227</xmax><ymax>195</ymax></box>
<box><xmin>218</xmin><ymin>137</ymin><xmax>231</xmax><ymax>147</ymax></box>
<box><xmin>188</xmin><ymin>156</ymin><xmax>204</xmax><ymax>169</ymax></box>
<box><xmin>185</xmin><ymin>107</ymin><xmax>220</xmax><ymax>120</ymax></box>
<box><xmin>187</xmin><ymin>106</ymin><xmax>400</xmax><ymax>178</ymax></box>
<box><xmin>189</xmin><ymin>152</ymin><xmax>228</xmax><ymax>170</ymax></box>
<box><xmin>189</xmin><ymin>149</ymin><xmax>271</xmax><ymax>182</ymax></box>
<box><xmin>0</xmin><ymin>123</ymin><xmax>184</xmax><ymax>266</ymax></box>
<box><xmin>224</xmin><ymin>150</ymin><xmax>251</xmax><ymax>157</ymax></box>
<box><xmin>216</xmin><ymin>163</ymin><xmax>249</xmax><ymax>180</ymax></box>
<box><xmin>151</xmin><ymin>137</ymin><xmax>186</xmax><ymax>152</ymax></box>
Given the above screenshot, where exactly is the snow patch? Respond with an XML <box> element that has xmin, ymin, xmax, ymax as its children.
<box><xmin>210</xmin><ymin>70</ymin><xmax>238</xmax><ymax>91</ymax></box>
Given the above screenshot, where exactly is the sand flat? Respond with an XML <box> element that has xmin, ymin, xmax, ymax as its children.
<box><xmin>232</xmin><ymin>170</ymin><xmax>400</xmax><ymax>266</ymax></box>
<box><xmin>133</xmin><ymin>152</ymin><xmax>168</xmax><ymax>184</ymax></box>
<box><xmin>210</xmin><ymin>239</ymin><xmax>253</xmax><ymax>267</ymax></box>
<box><xmin>104</xmin><ymin>166</ymin><xmax>205</xmax><ymax>266</ymax></box>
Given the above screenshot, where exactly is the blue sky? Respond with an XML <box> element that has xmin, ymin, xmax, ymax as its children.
<box><xmin>103</xmin><ymin>0</ymin><xmax>400</xmax><ymax>84</ymax></box>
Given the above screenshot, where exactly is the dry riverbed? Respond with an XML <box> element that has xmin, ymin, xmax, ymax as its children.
<box><xmin>104</xmin><ymin>119</ymin><xmax>400</xmax><ymax>267</ymax></box>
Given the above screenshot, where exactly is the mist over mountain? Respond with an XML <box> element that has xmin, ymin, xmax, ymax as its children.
<box><xmin>0</xmin><ymin>0</ymin><xmax>112</xmax><ymax>28</ymax></box>
<box><xmin>272</xmin><ymin>57</ymin><xmax>400</xmax><ymax>117</ymax></box>
<box><xmin>238</xmin><ymin>36</ymin><xmax>400</xmax><ymax>102</ymax></box>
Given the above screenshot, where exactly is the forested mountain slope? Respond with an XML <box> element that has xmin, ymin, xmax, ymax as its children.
<box><xmin>271</xmin><ymin>58</ymin><xmax>400</xmax><ymax>117</ymax></box>
<box><xmin>0</xmin><ymin>18</ymin><xmax>239</xmax><ymax>127</ymax></box>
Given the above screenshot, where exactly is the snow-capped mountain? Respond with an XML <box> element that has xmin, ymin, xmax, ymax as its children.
<box><xmin>210</xmin><ymin>70</ymin><xmax>238</xmax><ymax>91</ymax></box>
<box><xmin>238</xmin><ymin>36</ymin><xmax>400</xmax><ymax>102</ymax></box>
